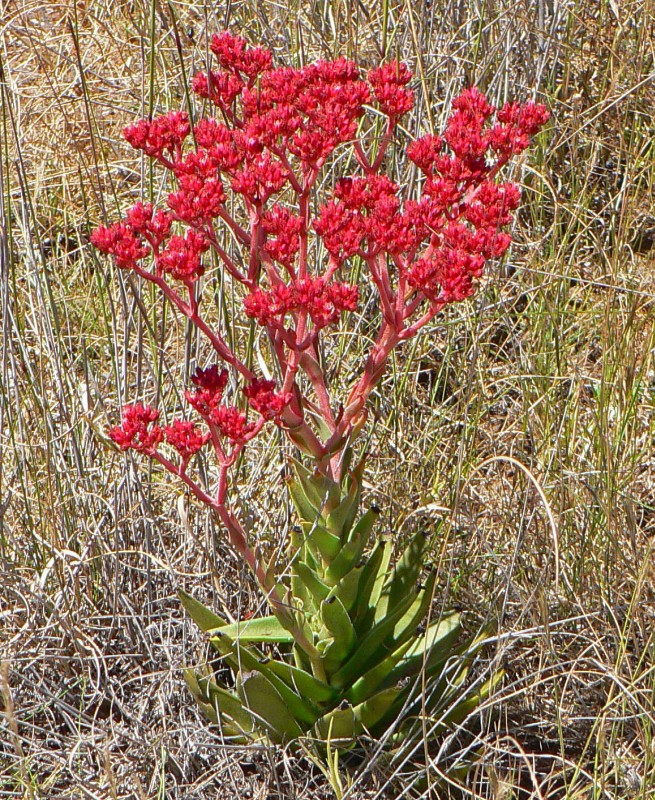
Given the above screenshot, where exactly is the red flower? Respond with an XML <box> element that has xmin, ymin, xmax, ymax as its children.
<box><xmin>123</xmin><ymin>111</ymin><xmax>190</xmax><ymax>163</ymax></box>
<box><xmin>230</xmin><ymin>153</ymin><xmax>287</xmax><ymax>204</ymax></box>
<box><xmin>243</xmin><ymin>278</ymin><xmax>358</xmax><ymax>328</ymax></box>
<box><xmin>109</xmin><ymin>404</ymin><xmax>163</xmax><ymax>455</ymax></box>
<box><xmin>191</xmin><ymin>70</ymin><xmax>244</xmax><ymax>110</ymax></box>
<box><xmin>156</xmin><ymin>230</ymin><xmax>209</xmax><ymax>282</ymax></box>
<box><xmin>209</xmin><ymin>32</ymin><xmax>272</xmax><ymax>79</ymax></box>
<box><xmin>90</xmin><ymin>223</ymin><xmax>150</xmax><ymax>270</ymax></box>
<box><xmin>407</xmin><ymin>135</ymin><xmax>444</xmax><ymax>174</ymax></box>
<box><xmin>186</xmin><ymin>366</ymin><xmax>229</xmax><ymax>417</ymax></box>
<box><xmin>125</xmin><ymin>203</ymin><xmax>172</xmax><ymax>247</ymax></box>
<box><xmin>211</xmin><ymin>406</ymin><xmax>257</xmax><ymax>444</ymax></box>
<box><xmin>243</xmin><ymin>379</ymin><xmax>292</xmax><ymax>421</ymax></box>
<box><xmin>368</xmin><ymin>61</ymin><xmax>414</xmax><ymax>118</ymax></box>
<box><xmin>261</xmin><ymin>205</ymin><xmax>302</xmax><ymax>267</ymax></box>
<box><xmin>164</xmin><ymin>419</ymin><xmax>211</xmax><ymax>461</ymax></box>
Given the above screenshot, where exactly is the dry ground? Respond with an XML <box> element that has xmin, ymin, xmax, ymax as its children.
<box><xmin>1</xmin><ymin>1</ymin><xmax>655</xmax><ymax>798</ymax></box>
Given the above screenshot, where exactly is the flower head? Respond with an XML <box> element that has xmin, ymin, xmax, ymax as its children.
<box><xmin>186</xmin><ymin>366</ymin><xmax>229</xmax><ymax>417</ymax></box>
<box><xmin>243</xmin><ymin>379</ymin><xmax>292</xmax><ymax>421</ymax></box>
<box><xmin>368</xmin><ymin>61</ymin><xmax>414</xmax><ymax>118</ymax></box>
<box><xmin>164</xmin><ymin>419</ymin><xmax>211</xmax><ymax>462</ymax></box>
<box><xmin>109</xmin><ymin>404</ymin><xmax>163</xmax><ymax>455</ymax></box>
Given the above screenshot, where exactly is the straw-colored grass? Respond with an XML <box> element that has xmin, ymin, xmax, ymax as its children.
<box><xmin>1</xmin><ymin>0</ymin><xmax>654</xmax><ymax>797</ymax></box>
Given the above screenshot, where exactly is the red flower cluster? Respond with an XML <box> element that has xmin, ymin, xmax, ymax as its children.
<box><xmin>210</xmin><ymin>406</ymin><xmax>257</xmax><ymax>445</ymax></box>
<box><xmin>243</xmin><ymin>379</ymin><xmax>292</xmax><ymax>421</ymax></box>
<box><xmin>124</xmin><ymin>111</ymin><xmax>190</xmax><ymax>165</ymax></box>
<box><xmin>314</xmin><ymin>175</ymin><xmax>414</xmax><ymax>261</ymax></box>
<box><xmin>185</xmin><ymin>366</ymin><xmax>289</xmax><ymax>444</ymax></box>
<box><xmin>156</xmin><ymin>230</ymin><xmax>209</xmax><ymax>282</ymax></box>
<box><xmin>109</xmin><ymin>404</ymin><xmax>163</xmax><ymax>455</ymax></box>
<box><xmin>243</xmin><ymin>278</ymin><xmax>359</xmax><ymax>328</ymax></box>
<box><xmin>164</xmin><ymin>419</ymin><xmax>211</xmax><ymax>462</ymax></box>
<box><xmin>185</xmin><ymin>365</ymin><xmax>229</xmax><ymax>417</ymax></box>
<box><xmin>261</xmin><ymin>206</ymin><xmax>302</xmax><ymax>269</ymax></box>
<box><xmin>368</xmin><ymin>61</ymin><xmax>414</xmax><ymax>119</ymax></box>
<box><xmin>90</xmin><ymin>222</ymin><xmax>149</xmax><ymax>270</ymax></box>
<box><xmin>95</xmin><ymin>31</ymin><xmax>549</xmax><ymax>500</ymax></box>
<box><xmin>491</xmin><ymin>101</ymin><xmax>551</xmax><ymax>157</ymax></box>
<box><xmin>209</xmin><ymin>31</ymin><xmax>272</xmax><ymax>80</ymax></box>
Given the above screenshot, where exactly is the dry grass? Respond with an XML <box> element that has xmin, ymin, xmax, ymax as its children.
<box><xmin>1</xmin><ymin>0</ymin><xmax>655</xmax><ymax>798</ymax></box>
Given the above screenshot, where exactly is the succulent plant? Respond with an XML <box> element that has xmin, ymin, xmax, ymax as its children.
<box><xmin>181</xmin><ymin>458</ymin><xmax>497</xmax><ymax>748</ymax></box>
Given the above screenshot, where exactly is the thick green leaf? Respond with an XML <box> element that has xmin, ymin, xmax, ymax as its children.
<box><xmin>330</xmin><ymin>586</ymin><xmax>420</xmax><ymax>688</ymax></box>
<box><xmin>354</xmin><ymin>686</ymin><xmax>403</xmax><ymax>732</ymax></box>
<box><xmin>290</xmin><ymin>458</ymin><xmax>341</xmax><ymax>514</ymax></box>
<box><xmin>265</xmin><ymin>658</ymin><xmax>338</xmax><ymax>704</ymax></box>
<box><xmin>353</xmin><ymin>540</ymin><xmax>392</xmax><ymax>633</ymax></box>
<box><xmin>179</xmin><ymin>590</ymin><xmax>227</xmax><ymax>632</ymax></box>
<box><xmin>377</xmin><ymin>530</ymin><xmax>430</xmax><ymax>623</ymax></box>
<box><xmin>324</xmin><ymin>460</ymin><xmax>364</xmax><ymax>538</ymax></box>
<box><xmin>320</xmin><ymin>595</ymin><xmax>356</xmax><ymax>672</ymax></box>
<box><xmin>208</xmin><ymin>615</ymin><xmax>295</xmax><ymax>644</ymax></box>
<box><xmin>384</xmin><ymin>570</ymin><xmax>437</xmax><ymax>651</ymax></box>
<box><xmin>324</xmin><ymin>532</ymin><xmax>363</xmax><ymax>585</ymax></box>
<box><xmin>301</xmin><ymin>521</ymin><xmax>342</xmax><ymax>561</ymax></box>
<box><xmin>328</xmin><ymin>563</ymin><xmax>364</xmax><ymax>612</ymax></box>
<box><xmin>209</xmin><ymin>631</ymin><xmax>320</xmax><ymax>726</ymax></box>
<box><xmin>294</xmin><ymin>560</ymin><xmax>330</xmax><ymax>606</ymax></box>
<box><xmin>379</xmin><ymin>613</ymin><xmax>461</xmax><ymax>689</ymax></box>
<box><xmin>287</xmin><ymin>477</ymin><xmax>321</xmax><ymax>523</ymax></box>
<box><xmin>198</xmin><ymin>674</ymin><xmax>257</xmax><ymax>735</ymax></box>
<box><xmin>238</xmin><ymin>672</ymin><xmax>305</xmax><ymax>742</ymax></box>
<box><xmin>345</xmin><ymin>639</ymin><xmax>414</xmax><ymax>705</ymax></box>
<box><xmin>315</xmin><ymin>702</ymin><xmax>363</xmax><ymax>741</ymax></box>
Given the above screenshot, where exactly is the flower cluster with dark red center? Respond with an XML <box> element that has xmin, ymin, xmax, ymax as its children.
<box><xmin>95</xmin><ymin>31</ymin><xmax>549</xmax><ymax>475</ymax></box>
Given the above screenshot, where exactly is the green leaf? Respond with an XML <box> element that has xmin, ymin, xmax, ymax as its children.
<box><xmin>290</xmin><ymin>458</ymin><xmax>341</xmax><ymax>514</ymax></box>
<box><xmin>345</xmin><ymin>639</ymin><xmax>415</xmax><ymax>705</ymax></box>
<box><xmin>324</xmin><ymin>532</ymin><xmax>364</xmax><ymax>585</ymax></box>
<box><xmin>264</xmin><ymin>658</ymin><xmax>338</xmax><ymax>704</ymax></box>
<box><xmin>209</xmin><ymin>615</ymin><xmax>295</xmax><ymax>644</ymax></box>
<box><xmin>377</xmin><ymin>530</ymin><xmax>430</xmax><ymax>623</ymax></box>
<box><xmin>293</xmin><ymin>560</ymin><xmax>330</xmax><ymax>606</ymax></box>
<box><xmin>320</xmin><ymin>595</ymin><xmax>356</xmax><ymax>672</ymax></box>
<box><xmin>324</xmin><ymin>461</ymin><xmax>363</xmax><ymax>538</ymax></box>
<box><xmin>385</xmin><ymin>570</ymin><xmax>437</xmax><ymax>652</ymax></box>
<box><xmin>354</xmin><ymin>686</ymin><xmax>403</xmax><ymax>732</ymax></box>
<box><xmin>301</xmin><ymin>520</ymin><xmax>342</xmax><ymax>561</ymax></box>
<box><xmin>330</xmin><ymin>586</ymin><xmax>420</xmax><ymax>688</ymax></box>
<box><xmin>328</xmin><ymin>563</ymin><xmax>365</xmax><ymax>612</ymax></box>
<box><xmin>197</xmin><ymin>674</ymin><xmax>257</xmax><ymax>735</ymax></box>
<box><xmin>287</xmin><ymin>477</ymin><xmax>321</xmax><ymax>523</ymax></box>
<box><xmin>388</xmin><ymin>612</ymin><xmax>461</xmax><ymax>680</ymax></box>
<box><xmin>179</xmin><ymin>590</ymin><xmax>227</xmax><ymax>632</ymax></box>
<box><xmin>237</xmin><ymin>671</ymin><xmax>305</xmax><ymax>742</ymax></box>
<box><xmin>353</xmin><ymin>540</ymin><xmax>392</xmax><ymax>633</ymax></box>
<box><xmin>315</xmin><ymin>702</ymin><xmax>363</xmax><ymax>741</ymax></box>
<box><xmin>210</xmin><ymin>631</ymin><xmax>320</xmax><ymax>726</ymax></box>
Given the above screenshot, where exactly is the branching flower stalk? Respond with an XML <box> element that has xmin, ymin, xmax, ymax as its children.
<box><xmin>93</xmin><ymin>32</ymin><xmax>549</xmax><ymax>745</ymax></box>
